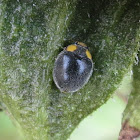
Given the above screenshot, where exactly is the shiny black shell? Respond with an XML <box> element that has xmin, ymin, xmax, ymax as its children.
<box><xmin>53</xmin><ymin>43</ymin><xmax>93</xmax><ymax>93</ymax></box>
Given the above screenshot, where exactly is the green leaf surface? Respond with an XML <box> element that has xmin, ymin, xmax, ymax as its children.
<box><xmin>122</xmin><ymin>51</ymin><xmax>140</xmax><ymax>130</ymax></box>
<box><xmin>119</xmin><ymin>52</ymin><xmax>140</xmax><ymax>139</ymax></box>
<box><xmin>0</xmin><ymin>0</ymin><xmax>140</xmax><ymax>140</ymax></box>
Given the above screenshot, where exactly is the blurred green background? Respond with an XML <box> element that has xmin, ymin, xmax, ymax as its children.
<box><xmin>0</xmin><ymin>74</ymin><xmax>131</xmax><ymax>140</ymax></box>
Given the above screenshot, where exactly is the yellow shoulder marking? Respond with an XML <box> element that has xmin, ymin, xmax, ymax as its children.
<box><xmin>66</xmin><ymin>45</ymin><xmax>77</xmax><ymax>52</ymax></box>
<box><xmin>86</xmin><ymin>50</ymin><xmax>92</xmax><ymax>59</ymax></box>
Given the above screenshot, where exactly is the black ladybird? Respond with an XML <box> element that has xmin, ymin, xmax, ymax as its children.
<box><xmin>53</xmin><ymin>42</ymin><xmax>93</xmax><ymax>93</ymax></box>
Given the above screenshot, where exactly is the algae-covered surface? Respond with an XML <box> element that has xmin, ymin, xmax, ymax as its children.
<box><xmin>0</xmin><ymin>0</ymin><xmax>139</xmax><ymax>140</ymax></box>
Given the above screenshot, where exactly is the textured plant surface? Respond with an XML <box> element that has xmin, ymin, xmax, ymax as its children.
<box><xmin>0</xmin><ymin>0</ymin><xmax>140</xmax><ymax>140</ymax></box>
<box><xmin>119</xmin><ymin>52</ymin><xmax>140</xmax><ymax>140</ymax></box>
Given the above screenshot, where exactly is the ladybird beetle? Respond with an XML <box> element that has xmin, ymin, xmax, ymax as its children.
<box><xmin>53</xmin><ymin>42</ymin><xmax>93</xmax><ymax>93</ymax></box>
